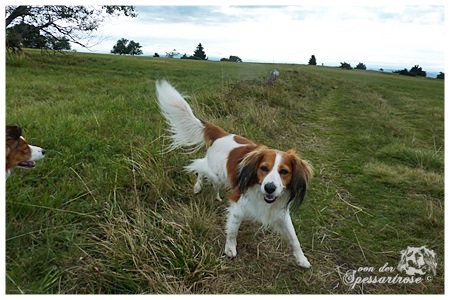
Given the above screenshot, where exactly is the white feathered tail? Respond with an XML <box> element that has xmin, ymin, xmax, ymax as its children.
<box><xmin>156</xmin><ymin>80</ymin><xmax>206</xmax><ymax>151</ymax></box>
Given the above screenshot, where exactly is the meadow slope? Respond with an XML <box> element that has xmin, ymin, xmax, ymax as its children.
<box><xmin>5</xmin><ymin>51</ymin><xmax>444</xmax><ymax>294</ymax></box>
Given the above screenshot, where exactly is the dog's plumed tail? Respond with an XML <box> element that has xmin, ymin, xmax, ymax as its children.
<box><xmin>156</xmin><ymin>80</ymin><xmax>227</xmax><ymax>152</ymax></box>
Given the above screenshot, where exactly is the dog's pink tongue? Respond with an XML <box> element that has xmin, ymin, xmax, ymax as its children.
<box><xmin>18</xmin><ymin>161</ymin><xmax>36</xmax><ymax>168</ymax></box>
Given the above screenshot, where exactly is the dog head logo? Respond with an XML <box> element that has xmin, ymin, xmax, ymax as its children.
<box><xmin>397</xmin><ymin>246</ymin><xmax>436</xmax><ymax>276</ymax></box>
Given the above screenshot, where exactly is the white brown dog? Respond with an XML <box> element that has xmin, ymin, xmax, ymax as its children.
<box><xmin>6</xmin><ymin>125</ymin><xmax>46</xmax><ymax>180</ymax></box>
<box><xmin>156</xmin><ymin>80</ymin><xmax>313</xmax><ymax>268</ymax></box>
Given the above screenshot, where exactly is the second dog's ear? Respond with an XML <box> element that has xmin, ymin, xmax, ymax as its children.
<box><xmin>6</xmin><ymin>125</ymin><xmax>22</xmax><ymax>141</ymax></box>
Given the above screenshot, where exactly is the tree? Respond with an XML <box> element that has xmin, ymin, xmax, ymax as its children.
<box><xmin>355</xmin><ymin>62</ymin><xmax>367</xmax><ymax>70</ymax></box>
<box><xmin>47</xmin><ymin>36</ymin><xmax>71</xmax><ymax>51</ymax></box>
<box><xmin>6</xmin><ymin>22</ymin><xmax>71</xmax><ymax>51</ymax></box>
<box><xmin>111</xmin><ymin>38</ymin><xmax>129</xmax><ymax>55</ymax></box>
<box><xmin>153</xmin><ymin>53</ymin><xmax>160</xmax><ymax>57</ymax></box>
<box><xmin>436</xmin><ymin>72</ymin><xmax>444</xmax><ymax>80</ymax></box>
<box><xmin>220</xmin><ymin>55</ymin><xmax>242</xmax><ymax>62</ymax></box>
<box><xmin>393</xmin><ymin>65</ymin><xmax>427</xmax><ymax>77</ymax></box>
<box><xmin>166</xmin><ymin>49</ymin><xmax>179</xmax><ymax>58</ymax></box>
<box><xmin>126</xmin><ymin>40</ymin><xmax>142</xmax><ymax>56</ymax></box>
<box><xmin>308</xmin><ymin>55</ymin><xmax>317</xmax><ymax>65</ymax></box>
<box><xmin>5</xmin><ymin>5</ymin><xmax>136</xmax><ymax>52</ymax></box>
<box><xmin>111</xmin><ymin>38</ymin><xmax>142</xmax><ymax>55</ymax></box>
<box><xmin>193</xmin><ymin>43</ymin><xmax>207</xmax><ymax>60</ymax></box>
<box><xmin>409</xmin><ymin>65</ymin><xmax>426</xmax><ymax>77</ymax></box>
<box><xmin>340</xmin><ymin>62</ymin><xmax>352</xmax><ymax>70</ymax></box>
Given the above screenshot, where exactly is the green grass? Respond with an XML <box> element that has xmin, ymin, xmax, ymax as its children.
<box><xmin>5</xmin><ymin>50</ymin><xmax>444</xmax><ymax>294</ymax></box>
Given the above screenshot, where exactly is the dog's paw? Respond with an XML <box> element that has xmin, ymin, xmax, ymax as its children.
<box><xmin>215</xmin><ymin>193</ymin><xmax>223</xmax><ymax>202</ymax></box>
<box><xmin>224</xmin><ymin>242</ymin><xmax>237</xmax><ymax>258</ymax></box>
<box><xmin>295</xmin><ymin>255</ymin><xmax>311</xmax><ymax>268</ymax></box>
<box><xmin>194</xmin><ymin>181</ymin><xmax>202</xmax><ymax>194</ymax></box>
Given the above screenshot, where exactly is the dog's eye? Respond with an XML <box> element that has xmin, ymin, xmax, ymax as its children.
<box><xmin>280</xmin><ymin>169</ymin><xmax>289</xmax><ymax>175</ymax></box>
<box><xmin>260</xmin><ymin>166</ymin><xmax>269</xmax><ymax>172</ymax></box>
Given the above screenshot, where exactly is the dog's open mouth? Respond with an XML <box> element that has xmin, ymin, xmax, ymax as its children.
<box><xmin>18</xmin><ymin>161</ymin><xmax>37</xmax><ymax>169</ymax></box>
<box><xmin>264</xmin><ymin>194</ymin><xmax>278</xmax><ymax>204</ymax></box>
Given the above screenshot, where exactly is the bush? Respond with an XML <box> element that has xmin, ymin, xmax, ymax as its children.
<box><xmin>393</xmin><ymin>65</ymin><xmax>427</xmax><ymax>77</ymax></box>
<box><xmin>340</xmin><ymin>62</ymin><xmax>352</xmax><ymax>70</ymax></box>
<box><xmin>220</xmin><ymin>55</ymin><xmax>242</xmax><ymax>62</ymax></box>
<box><xmin>355</xmin><ymin>62</ymin><xmax>367</xmax><ymax>70</ymax></box>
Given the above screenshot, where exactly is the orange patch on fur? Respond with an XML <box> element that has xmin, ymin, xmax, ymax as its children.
<box><xmin>233</xmin><ymin>135</ymin><xmax>254</xmax><ymax>145</ymax></box>
<box><xmin>201</xmin><ymin>120</ymin><xmax>228</xmax><ymax>145</ymax></box>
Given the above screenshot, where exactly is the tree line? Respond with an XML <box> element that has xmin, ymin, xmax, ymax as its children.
<box><xmin>308</xmin><ymin>55</ymin><xmax>444</xmax><ymax>79</ymax></box>
<box><xmin>4</xmin><ymin>6</ymin><xmax>443</xmax><ymax>78</ymax></box>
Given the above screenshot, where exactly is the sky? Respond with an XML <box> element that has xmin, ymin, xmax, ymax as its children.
<box><xmin>70</xmin><ymin>0</ymin><xmax>446</xmax><ymax>73</ymax></box>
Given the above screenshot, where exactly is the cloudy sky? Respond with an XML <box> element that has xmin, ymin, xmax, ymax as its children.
<box><xmin>73</xmin><ymin>0</ymin><xmax>445</xmax><ymax>72</ymax></box>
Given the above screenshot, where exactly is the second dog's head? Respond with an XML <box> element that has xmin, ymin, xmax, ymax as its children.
<box><xmin>6</xmin><ymin>125</ymin><xmax>46</xmax><ymax>179</ymax></box>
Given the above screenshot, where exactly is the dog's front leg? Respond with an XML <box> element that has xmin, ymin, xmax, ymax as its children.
<box><xmin>275</xmin><ymin>213</ymin><xmax>311</xmax><ymax>268</ymax></box>
<box><xmin>224</xmin><ymin>203</ymin><xmax>243</xmax><ymax>258</ymax></box>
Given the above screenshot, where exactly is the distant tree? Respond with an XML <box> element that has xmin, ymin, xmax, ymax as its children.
<box><xmin>379</xmin><ymin>68</ymin><xmax>384</xmax><ymax>72</ymax></box>
<box><xmin>221</xmin><ymin>55</ymin><xmax>242</xmax><ymax>62</ymax></box>
<box><xmin>111</xmin><ymin>38</ymin><xmax>142</xmax><ymax>55</ymax></box>
<box><xmin>111</xmin><ymin>38</ymin><xmax>129</xmax><ymax>55</ymax></box>
<box><xmin>126</xmin><ymin>40</ymin><xmax>143</xmax><ymax>56</ymax></box>
<box><xmin>393</xmin><ymin>65</ymin><xmax>427</xmax><ymax>77</ymax></box>
<box><xmin>229</xmin><ymin>55</ymin><xmax>242</xmax><ymax>62</ymax></box>
<box><xmin>180</xmin><ymin>53</ymin><xmax>188</xmax><ymax>59</ymax></box>
<box><xmin>166</xmin><ymin>49</ymin><xmax>179</xmax><ymax>58</ymax></box>
<box><xmin>393</xmin><ymin>68</ymin><xmax>410</xmax><ymax>76</ymax></box>
<box><xmin>436</xmin><ymin>72</ymin><xmax>444</xmax><ymax>79</ymax></box>
<box><xmin>340</xmin><ymin>62</ymin><xmax>352</xmax><ymax>70</ymax></box>
<box><xmin>5</xmin><ymin>5</ymin><xmax>136</xmax><ymax>53</ymax></box>
<box><xmin>308</xmin><ymin>55</ymin><xmax>317</xmax><ymax>65</ymax></box>
<box><xmin>355</xmin><ymin>62</ymin><xmax>367</xmax><ymax>70</ymax></box>
<box><xmin>153</xmin><ymin>52</ymin><xmax>159</xmax><ymax>57</ymax></box>
<box><xmin>193</xmin><ymin>43</ymin><xmax>207</xmax><ymax>60</ymax></box>
<box><xmin>47</xmin><ymin>35</ymin><xmax>71</xmax><ymax>51</ymax></box>
<box><xmin>409</xmin><ymin>65</ymin><xmax>426</xmax><ymax>77</ymax></box>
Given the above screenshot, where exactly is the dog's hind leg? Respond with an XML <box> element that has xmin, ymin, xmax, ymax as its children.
<box><xmin>186</xmin><ymin>157</ymin><xmax>223</xmax><ymax>201</ymax></box>
<box><xmin>186</xmin><ymin>158</ymin><xmax>206</xmax><ymax>194</ymax></box>
<box><xmin>213</xmin><ymin>184</ymin><xmax>222</xmax><ymax>201</ymax></box>
<box><xmin>194</xmin><ymin>173</ymin><xmax>203</xmax><ymax>194</ymax></box>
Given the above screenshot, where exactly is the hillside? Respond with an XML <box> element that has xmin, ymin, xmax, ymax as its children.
<box><xmin>5</xmin><ymin>50</ymin><xmax>444</xmax><ymax>294</ymax></box>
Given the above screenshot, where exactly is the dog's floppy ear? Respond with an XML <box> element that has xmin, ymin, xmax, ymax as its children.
<box><xmin>6</xmin><ymin>125</ymin><xmax>22</xmax><ymax>157</ymax></box>
<box><xmin>6</xmin><ymin>125</ymin><xmax>22</xmax><ymax>141</ymax></box>
<box><xmin>286</xmin><ymin>150</ymin><xmax>313</xmax><ymax>210</ymax></box>
<box><xmin>233</xmin><ymin>147</ymin><xmax>267</xmax><ymax>195</ymax></box>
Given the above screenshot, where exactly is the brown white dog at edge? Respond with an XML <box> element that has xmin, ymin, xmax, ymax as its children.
<box><xmin>156</xmin><ymin>80</ymin><xmax>313</xmax><ymax>268</ymax></box>
<box><xmin>6</xmin><ymin>125</ymin><xmax>46</xmax><ymax>180</ymax></box>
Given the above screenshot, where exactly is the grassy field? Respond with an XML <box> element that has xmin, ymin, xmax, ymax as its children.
<box><xmin>5</xmin><ymin>50</ymin><xmax>444</xmax><ymax>294</ymax></box>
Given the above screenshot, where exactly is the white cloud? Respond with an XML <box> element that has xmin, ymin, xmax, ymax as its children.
<box><xmin>75</xmin><ymin>5</ymin><xmax>445</xmax><ymax>71</ymax></box>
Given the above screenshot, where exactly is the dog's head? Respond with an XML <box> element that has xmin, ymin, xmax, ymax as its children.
<box><xmin>6</xmin><ymin>125</ymin><xmax>46</xmax><ymax>177</ymax></box>
<box><xmin>397</xmin><ymin>246</ymin><xmax>437</xmax><ymax>276</ymax></box>
<box><xmin>234</xmin><ymin>147</ymin><xmax>312</xmax><ymax>207</ymax></box>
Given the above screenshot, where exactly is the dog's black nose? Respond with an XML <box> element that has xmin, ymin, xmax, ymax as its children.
<box><xmin>42</xmin><ymin>149</ymin><xmax>46</xmax><ymax>155</ymax></box>
<box><xmin>264</xmin><ymin>182</ymin><xmax>276</xmax><ymax>194</ymax></box>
